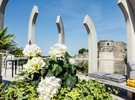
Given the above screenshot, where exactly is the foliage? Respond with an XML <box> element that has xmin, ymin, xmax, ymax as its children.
<box><xmin>0</xmin><ymin>79</ymin><xmax>119</xmax><ymax>100</ymax></box>
<box><xmin>52</xmin><ymin>79</ymin><xmax>118</xmax><ymax>100</ymax></box>
<box><xmin>18</xmin><ymin>58</ymin><xmax>28</xmax><ymax>66</ymax></box>
<box><xmin>76</xmin><ymin>61</ymin><xmax>88</xmax><ymax>74</ymax></box>
<box><xmin>45</xmin><ymin>52</ymin><xmax>78</xmax><ymax>88</ymax></box>
<box><xmin>18</xmin><ymin>43</ymin><xmax>78</xmax><ymax>88</ymax></box>
<box><xmin>0</xmin><ymin>43</ymin><xmax>119</xmax><ymax>100</ymax></box>
<box><xmin>0</xmin><ymin>28</ymin><xmax>16</xmax><ymax>51</ymax></box>
<box><xmin>0</xmin><ymin>80</ymin><xmax>40</xmax><ymax>100</ymax></box>
<box><xmin>78</xmin><ymin>48</ymin><xmax>88</xmax><ymax>54</ymax></box>
<box><xmin>9</xmin><ymin>47</ymin><xmax>24</xmax><ymax>57</ymax></box>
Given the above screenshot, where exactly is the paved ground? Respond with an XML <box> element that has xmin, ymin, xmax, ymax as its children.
<box><xmin>2</xmin><ymin>68</ymin><xmax>15</xmax><ymax>81</ymax></box>
<box><xmin>1</xmin><ymin>68</ymin><xmax>132</xmax><ymax>100</ymax></box>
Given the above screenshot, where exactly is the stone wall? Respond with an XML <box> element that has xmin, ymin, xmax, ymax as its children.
<box><xmin>98</xmin><ymin>52</ymin><xmax>114</xmax><ymax>73</ymax></box>
<box><xmin>113</xmin><ymin>42</ymin><xmax>127</xmax><ymax>74</ymax></box>
<box><xmin>74</xmin><ymin>52</ymin><xmax>88</xmax><ymax>64</ymax></box>
<box><xmin>75</xmin><ymin>40</ymin><xmax>127</xmax><ymax>74</ymax></box>
<box><xmin>98</xmin><ymin>40</ymin><xmax>127</xmax><ymax>74</ymax></box>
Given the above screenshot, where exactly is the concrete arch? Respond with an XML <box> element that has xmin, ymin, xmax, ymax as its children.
<box><xmin>83</xmin><ymin>15</ymin><xmax>98</xmax><ymax>73</ymax></box>
<box><xmin>56</xmin><ymin>15</ymin><xmax>65</xmax><ymax>44</ymax></box>
<box><xmin>118</xmin><ymin>0</ymin><xmax>135</xmax><ymax>61</ymax></box>
<box><xmin>0</xmin><ymin>0</ymin><xmax>8</xmax><ymax>82</ymax></box>
<box><xmin>28</xmin><ymin>5</ymin><xmax>38</xmax><ymax>44</ymax></box>
<box><xmin>0</xmin><ymin>0</ymin><xmax>8</xmax><ymax>29</ymax></box>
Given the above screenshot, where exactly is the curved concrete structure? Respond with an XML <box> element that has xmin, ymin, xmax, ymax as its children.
<box><xmin>118</xmin><ymin>0</ymin><xmax>135</xmax><ymax>61</ymax></box>
<box><xmin>28</xmin><ymin>5</ymin><xmax>38</xmax><ymax>44</ymax></box>
<box><xmin>83</xmin><ymin>15</ymin><xmax>98</xmax><ymax>73</ymax></box>
<box><xmin>118</xmin><ymin>1</ymin><xmax>135</xmax><ymax>98</ymax></box>
<box><xmin>0</xmin><ymin>0</ymin><xmax>8</xmax><ymax>29</ymax></box>
<box><xmin>56</xmin><ymin>15</ymin><xmax>65</xmax><ymax>44</ymax></box>
<box><xmin>0</xmin><ymin>0</ymin><xmax>8</xmax><ymax>82</ymax></box>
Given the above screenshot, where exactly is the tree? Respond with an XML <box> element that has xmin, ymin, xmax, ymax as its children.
<box><xmin>9</xmin><ymin>47</ymin><xmax>23</xmax><ymax>57</ymax></box>
<box><xmin>78</xmin><ymin>48</ymin><xmax>88</xmax><ymax>54</ymax></box>
<box><xmin>0</xmin><ymin>28</ymin><xmax>16</xmax><ymax>77</ymax></box>
<box><xmin>0</xmin><ymin>28</ymin><xmax>16</xmax><ymax>50</ymax></box>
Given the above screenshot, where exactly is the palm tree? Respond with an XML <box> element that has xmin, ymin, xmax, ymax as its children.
<box><xmin>0</xmin><ymin>28</ymin><xmax>16</xmax><ymax>78</ymax></box>
<box><xmin>9</xmin><ymin>47</ymin><xmax>23</xmax><ymax>57</ymax></box>
<box><xmin>0</xmin><ymin>27</ymin><xmax>16</xmax><ymax>50</ymax></box>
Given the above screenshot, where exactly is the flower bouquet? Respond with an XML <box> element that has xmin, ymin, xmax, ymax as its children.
<box><xmin>0</xmin><ymin>43</ymin><xmax>118</xmax><ymax>100</ymax></box>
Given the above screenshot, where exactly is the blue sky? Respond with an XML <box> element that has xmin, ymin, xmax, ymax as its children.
<box><xmin>4</xmin><ymin>0</ymin><xmax>126</xmax><ymax>56</ymax></box>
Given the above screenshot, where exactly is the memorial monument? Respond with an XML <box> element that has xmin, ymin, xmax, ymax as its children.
<box><xmin>28</xmin><ymin>5</ymin><xmax>38</xmax><ymax>44</ymax></box>
<box><xmin>56</xmin><ymin>15</ymin><xmax>65</xmax><ymax>44</ymax></box>
<box><xmin>0</xmin><ymin>0</ymin><xmax>8</xmax><ymax>83</ymax></box>
<box><xmin>83</xmin><ymin>15</ymin><xmax>98</xmax><ymax>73</ymax></box>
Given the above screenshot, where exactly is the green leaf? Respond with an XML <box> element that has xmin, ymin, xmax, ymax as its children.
<box><xmin>45</xmin><ymin>58</ymin><xmax>51</xmax><ymax>66</ymax></box>
<box><xmin>64</xmin><ymin>73</ymin><xmax>77</xmax><ymax>87</ymax></box>
<box><xmin>52</xmin><ymin>64</ymin><xmax>62</xmax><ymax>76</ymax></box>
<box><xmin>46</xmin><ymin>70</ymin><xmax>54</xmax><ymax>77</ymax></box>
<box><xmin>63</xmin><ymin>64</ymin><xmax>69</xmax><ymax>68</ymax></box>
<box><xmin>30</xmin><ymin>80</ymin><xmax>39</xmax><ymax>87</ymax></box>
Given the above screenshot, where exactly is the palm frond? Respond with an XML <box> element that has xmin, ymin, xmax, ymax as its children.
<box><xmin>0</xmin><ymin>28</ymin><xmax>8</xmax><ymax>38</ymax></box>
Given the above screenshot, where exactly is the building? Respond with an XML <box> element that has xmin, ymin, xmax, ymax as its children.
<box><xmin>98</xmin><ymin>40</ymin><xmax>127</xmax><ymax>74</ymax></box>
<box><xmin>75</xmin><ymin>40</ymin><xmax>127</xmax><ymax>74</ymax></box>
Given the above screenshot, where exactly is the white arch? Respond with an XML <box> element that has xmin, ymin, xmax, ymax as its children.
<box><xmin>0</xmin><ymin>0</ymin><xmax>8</xmax><ymax>29</ymax></box>
<box><xmin>83</xmin><ymin>15</ymin><xmax>98</xmax><ymax>73</ymax></box>
<box><xmin>118</xmin><ymin>0</ymin><xmax>135</xmax><ymax>61</ymax></box>
<box><xmin>56</xmin><ymin>15</ymin><xmax>65</xmax><ymax>44</ymax></box>
<box><xmin>28</xmin><ymin>5</ymin><xmax>38</xmax><ymax>44</ymax></box>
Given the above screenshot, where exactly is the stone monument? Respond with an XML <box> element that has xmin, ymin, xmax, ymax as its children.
<box><xmin>83</xmin><ymin>15</ymin><xmax>98</xmax><ymax>73</ymax></box>
<box><xmin>0</xmin><ymin>0</ymin><xmax>8</xmax><ymax>83</ymax></box>
<box><xmin>28</xmin><ymin>5</ymin><xmax>38</xmax><ymax>44</ymax></box>
<box><xmin>0</xmin><ymin>0</ymin><xmax>8</xmax><ymax>29</ymax></box>
<box><xmin>118</xmin><ymin>0</ymin><xmax>135</xmax><ymax>61</ymax></box>
<box><xmin>56</xmin><ymin>15</ymin><xmax>65</xmax><ymax>44</ymax></box>
<box><xmin>118</xmin><ymin>0</ymin><xmax>135</xmax><ymax>99</ymax></box>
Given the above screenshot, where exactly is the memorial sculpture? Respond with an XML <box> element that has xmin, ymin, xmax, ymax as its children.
<box><xmin>118</xmin><ymin>0</ymin><xmax>135</xmax><ymax>61</ymax></box>
<box><xmin>28</xmin><ymin>5</ymin><xmax>38</xmax><ymax>44</ymax></box>
<box><xmin>56</xmin><ymin>15</ymin><xmax>65</xmax><ymax>44</ymax></box>
<box><xmin>0</xmin><ymin>0</ymin><xmax>8</xmax><ymax>83</ymax></box>
<box><xmin>118</xmin><ymin>0</ymin><xmax>135</xmax><ymax>99</ymax></box>
<box><xmin>83</xmin><ymin>15</ymin><xmax>98</xmax><ymax>73</ymax></box>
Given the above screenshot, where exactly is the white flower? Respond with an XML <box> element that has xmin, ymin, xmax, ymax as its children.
<box><xmin>15</xmin><ymin>76</ymin><xmax>25</xmax><ymax>81</ymax></box>
<box><xmin>49</xmin><ymin>43</ymin><xmax>67</xmax><ymax>60</ymax></box>
<box><xmin>37</xmin><ymin>76</ymin><xmax>61</xmax><ymax>100</ymax></box>
<box><xmin>23</xmin><ymin>57</ymin><xmax>47</xmax><ymax>74</ymax></box>
<box><xmin>23</xmin><ymin>44</ymin><xmax>42</xmax><ymax>57</ymax></box>
<box><xmin>69</xmin><ymin>58</ymin><xmax>75</xmax><ymax>65</ymax></box>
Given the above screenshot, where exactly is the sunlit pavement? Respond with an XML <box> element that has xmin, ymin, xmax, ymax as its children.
<box><xmin>1</xmin><ymin>68</ymin><xmax>19</xmax><ymax>81</ymax></box>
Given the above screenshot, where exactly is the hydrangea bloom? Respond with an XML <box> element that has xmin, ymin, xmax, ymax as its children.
<box><xmin>23</xmin><ymin>57</ymin><xmax>46</xmax><ymax>74</ymax></box>
<box><xmin>37</xmin><ymin>76</ymin><xmax>61</xmax><ymax>100</ymax></box>
<box><xmin>23</xmin><ymin>44</ymin><xmax>42</xmax><ymax>57</ymax></box>
<box><xmin>49</xmin><ymin>43</ymin><xmax>67</xmax><ymax>60</ymax></box>
<box><xmin>69</xmin><ymin>58</ymin><xmax>75</xmax><ymax>65</ymax></box>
